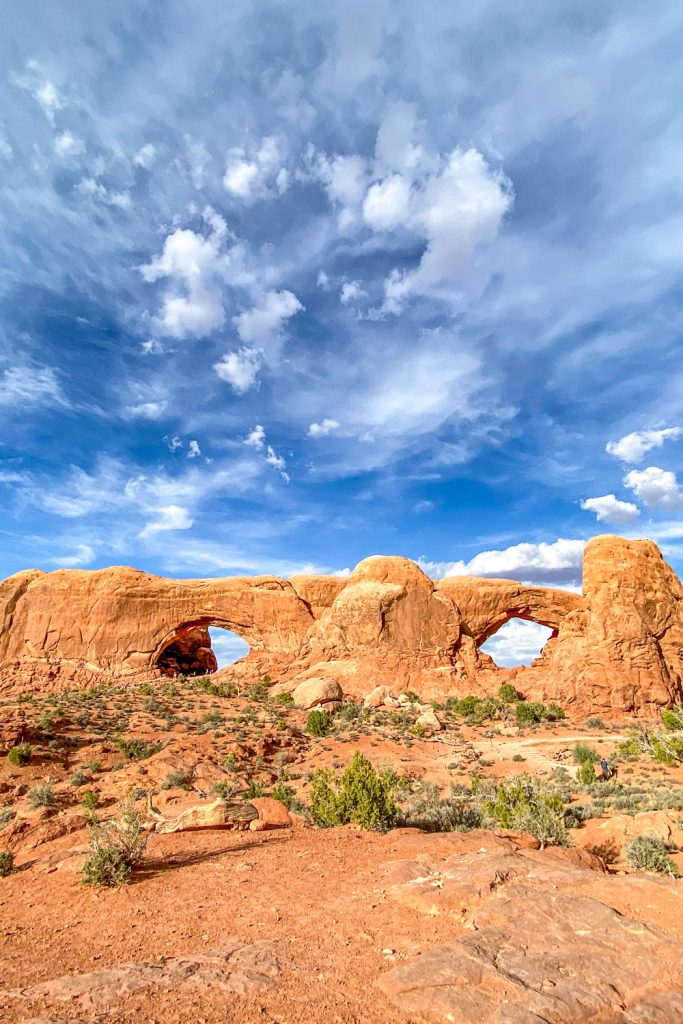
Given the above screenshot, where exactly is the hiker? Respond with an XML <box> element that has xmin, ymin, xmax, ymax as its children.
<box><xmin>599</xmin><ymin>757</ymin><xmax>612</xmax><ymax>781</ymax></box>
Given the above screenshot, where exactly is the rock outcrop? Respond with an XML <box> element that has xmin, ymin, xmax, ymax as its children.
<box><xmin>1</xmin><ymin>536</ymin><xmax>682</xmax><ymax>713</ymax></box>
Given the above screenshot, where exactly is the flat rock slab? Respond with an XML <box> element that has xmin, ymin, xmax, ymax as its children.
<box><xmin>4</xmin><ymin>938</ymin><xmax>279</xmax><ymax>1011</ymax></box>
<box><xmin>378</xmin><ymin>846</ymin><xmax>683</xmax><ymax>1023</ymax></box>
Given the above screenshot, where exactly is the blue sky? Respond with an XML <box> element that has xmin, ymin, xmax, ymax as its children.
<box><xmin>2</xmin><ymin>0</ymin><xmax>683</xmax><ymax>645</ymax></box>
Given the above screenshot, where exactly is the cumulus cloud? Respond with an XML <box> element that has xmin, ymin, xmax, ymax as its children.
<box><xmin>138</xmin><ymin>503</ymin><xmax>193</xmax><ymax>537</ymax></box>
<box><xmin>316</xmin><ymin>152</ymin><xmax>368</xmax><ymax>228</ymax></box>
<box><xmin>265</xmin><ymin>444</ymin><xmax>289</xmax><ymax>481</ymax></box>
<box><xmin>339</xmin><ymin>281</ymin><xmax>366</xmax><ymax>305</ymax></box>
<box><xmin>187</xmin><ymin>439</ymin><xmax>201</xmax><ymax>458</ymax></box>
<box><xmin>362</xmin><ymin>174</ymin><xmax>412</xmax><ymax>231</ymax></box>
<box><xmin>54</xmin><ymin>130</ymin><xmax>85</xmax><ymax>160</ymax></box>
<box><xmin>233</xmin><ymin>289</ymin><xmax>303</xmax><ymax>346</ymax></box>
<box><xmin>244</xmin><ymin>423</ymin><xmax>266</xmax><ymax>448</ymax></box>
<box><xmin>214</xmin><ymin>347</ymin><xmax>262</xmax><ymax>393</ymax></box>
<box><xmin>420</xmin><ymin>538</ymin><xmax>586</xmax><ymax>586</ymax></box>
<box><xmin>580</xmin><ymin>494</ymin><xmax>640</xmax><ymax>524</ymax></box>
<box><xmin>606</xmin><ymin>427</ymin><xmax>682</xmax><ymax>464</ymax></box>
<box><xmin>223</xmin><ymin>136</ymin><xmax>287</xmax><ymax>202</ymax></box>
<box><xmin>623</xmin><ymin>466</ymin><xmax>682</xmax><ymax>509</ymax></box>
<box><xmin>308</xmin><ymin>418</ymin><xmax>340</xmax><ymax>438</ymax></box>
<box><xmin>141</xmin><ymin>222</ymin><xmax>229</xmax><ymax>339</ymax></box>
<box><xmin>133</xmin><ymin>142</ymin><xmax>156</xmax><ymax>169</ymax></box>
<box><xmin>480</xmin><ymin>619</ymin><xmax>553</xmax><ymax>668</ymax></box>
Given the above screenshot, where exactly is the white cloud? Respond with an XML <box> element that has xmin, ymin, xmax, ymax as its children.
<box><xmin>480</xmin><ymin>619</ymin><xmax>553</xmax><ymax>668</ymax></box>
<box><xmin>265</xmin><ymin>445</ymin><xmax>289</xmax><ymax>481</ymax></box>
<box><xmin>308</xmin><ymin>418</ymin><xmax>340</xmax><ymax>438</ymax></box>
<box><xmin>138</xmin><ymin>504</ymin><xmax>194</xmax><ymax>538</ymax></box>
<box><xmin>133</xmin><ymin>143</ymin><xmax>156</xmax><ymax>169</ymax></box>
<box><xmin>233</xmin><ymin>289</ymin><xmax>303</xmax><ymax>346</ymax></box>
<box><xmin>317</xmin><ymin>270</ymin><xmax>330</xmax><ymax>289</ymax></box>
<box><xmin>54</xmin><ymin>130</ymin><xmax>85</xmax><ymax>160</ymax></box>
<box><xmin>339</xmin><ymin>281</ymin><xmax>366</xmax><ymax>306</ymax></box>
<box><xmin>187</xmin><ymin>439</ymin><xmax>201</xmax><ymax>459</ymax></box>
<box><xmin>244</xmin><ymin>423</ymin><xmax>266</xmax><ymax>448</ymax></box>
<box><xmin>580</xmin><ymin>494</ymin><xmax>640</xmax><ymax>524</ymax></box>
<box><xmin>422</xmin><ymin>538</ymin><xmax>586</xmax><ymax>585</ymax></box>
<box><xmin>141</xmin><ymin>339</ymin><xmax>165</xmax><ymax>355</ymax></box>
<box><xmin>362</xmin><ymin>174</ymin><xmax>412</xmax><ymax>231</ymax></box>
<box><xmin>75</xmin><ymin>177</ymin><xmax>130</xmax><ymax>208</ymax></box>
<box><xmin>51</xmin><ymin>544</ymin><xmax>95</xmax><ymax>568</ymax></box>
<box><xmin>606</xmin><ymin>427</ymin><xmax>682</xmax><ymax>464</ymax></box>
<box><xmin>141</xmin><ymin>223</ymin><xmax>229</xmax><ymax>339</ymax></box>
<box><xmin>164</xmin><ymin>435</ymin><xmax>182</xmax><ymax>452</ymax></box>
<box><xmin>214</xmin><ymin>347</ymin><xmax>262</xmax><ymax>393</ymax></box>
<box><xmin>12</xmin><ymin>61</ymin><xmax>64</xmax><ymax>124</ymax></box>
<box><xmin>0</xmin><ymin>365</ymin><xmax>68</xmax><ymax>408</ymax></box>
<box><xmin>623</xmin><ymin>466</ymin><xmax>682</xmax><ymax>509</ymax></box>
<box><xmin>124</xmin><ymin>400</ymin><xmax>167</xmax><ymax>420</ymax></box>
<box><xmin>375</xmin><ymin>100</ymin><xmax>425</xmax><ymax>175</ymax></box>
<box><xmin>223</xmin><ymin>136</ymin><xmax>287</xmax><ymax>202</ymax></box>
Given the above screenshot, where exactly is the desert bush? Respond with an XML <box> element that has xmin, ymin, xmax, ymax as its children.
<box><xmin>306</xmin><ymin>709</ymin><xmax>333</xmax><ymax>737</ymax></box>
<box><xmin>576</xmin><ymin>761</ymin><xmax>598</xmax><ymax>786</ymax></box>
<box><xmin>0</xmin><ymin>808</ymin><xmax>16</xmax><ymax>831</ymax></box>
<box><xmin>661</xmin><ymin>705</ymin><xmax>683</xmax><ymax>731</ymax></box>
<box><xmin>625</xmin><ymin>835</ymin><xmax>678</xmax><ymax>875</ymax></box>
<box><xmin>309</xmin><ymin>751</ymin><xmax>398</xmax><ymax>832</ymax></box>
<box><xmin>399</xmin><ymin>781</ymin><xmax>482</xmax><ymax>832</ymax></box>
<box><xmin>335</xmin><ymin>701</ymin><xmax>368</xmax><ymax>724</ymax></box>
<box><xmin>82</xmin><ymin>793</ymin><xmax>148</xmax><ymax>887</ymax></box>
<box><xmin>28</xmin><ymin>780</ymin><xmax>57</xmax><ymax>810</ymax></box>
<box><xmin>195</xmin><ymin>677</ymin><xmax>236</xmax><ymax>698</ymax></box>
<box><xmin>114</xmin><ymin>737</ymin><xmax>161</xmax><ymax>761</ymax></box>
<box><xmin>271</xmin><ymin>783</ymin><xmax>297</xmax><ymax>809</ymax></box>
<box><xmin>573</xmin><ymin>743</ymin><xmax>599</xmax><ymax>765</ymax></box>
<box><xmin>70</xmin><ymin>768</ymin><xmax>91</xmax><ymax>787</ymax></box>
<box><xmin>585</xmin><ymin>716</ymin><xmax>606</xmax><ymax>730</ymax></box>
<box><xmin>402</xmin><ymin>691</ymin><xmax>421</xmax><ymax>703</ymax></box>
<box><xmin>161</xmin><ymin>769</ymin><xmax>192</xmax><ymax>790</ymax></box>
<box><xmin>7</xmin><ymin>742</ymin><xmax>31</xmax><ymax>767</ymax></box>
<box><xmin>515</xmin><ymin>701</ymin><xmax>565</xmax><ymax>726</ymax></box>
<box><xmin>476</xmin><ymin>774</ymin><xmax>568</xmax><ymax>848</ymax></box>
<box><xmin>0</xmin><ymin>851</ymin><xmax>14</xmax><ymax>877</ymax></box>
<box><xmin>213</xmin><ymin>779</ymin><xmax>238</xmax><ymax>800</ymax></box>
<box><xmin>81</xmin><ymin>790</ymin><xmax>100</xmax><ymax>810</ymax></box>
<box><xmin>275</xmin><ymin>691</ymin><xmax>294</xmax><ymax>706</ymax></box>
<box><xmin>498</xmin><ymin>683</ymin><xmax>519</xmax><ymax>704</ymax></box>
<box><xmin>618</xmin><ymin>725</ymin><xmax>683</xmax><ymax>766</ymax></box>
<box><xmin>248</xmin><ymin>679</ymin><xmax>271</xmax><ymax>702</ymax></box>
<box><xmin>446</xmin><ymin>694</ymin><xmax>501</xmax><ymax>724</ymax></box>
<box><xmin>246</xmin><ymin>779</ymin><xmax>264</xmax><ymax>799</ymax></box>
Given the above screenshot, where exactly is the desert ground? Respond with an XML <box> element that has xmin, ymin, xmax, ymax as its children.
<box><xmin>2</xmin><ymin>676</ymin><xmax>683</xmax><ymax>1023</ymax></box>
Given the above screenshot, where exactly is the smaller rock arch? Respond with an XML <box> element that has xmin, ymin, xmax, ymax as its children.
<box><xmin>151</xmin><ymin>616</ymin><xmax>252</xmax><ymax>677</ymax></box>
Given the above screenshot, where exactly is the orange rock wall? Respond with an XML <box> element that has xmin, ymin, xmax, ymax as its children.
<box><xmin>1</xmin><ymin>536</ymin><xmax>682</xmax><ymax>713</ymax></box>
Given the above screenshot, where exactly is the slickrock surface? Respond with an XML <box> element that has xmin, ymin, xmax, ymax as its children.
<box><xmin>1</xmin><ymin>535</ymin><xmax>682</xmax><ymax>712</ymax></box>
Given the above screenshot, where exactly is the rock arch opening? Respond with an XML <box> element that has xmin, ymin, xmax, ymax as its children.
<box><xmin>154</xmin><ymin>620</ymin><xmax>250</xmax><ymax>677</ymax></box>
<box><xmin>479</xmin><ymin>618</ymin><xmax>554</xmax><ymax>668</ymax></box>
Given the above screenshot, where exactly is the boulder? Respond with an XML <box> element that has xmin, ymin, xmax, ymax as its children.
<box><xmin>249</xmin><ymin>797</ymin><xmax>293</xmax><ymax>831</ymax></box>
<box><xmin>364</xmin><ymin>685</ymin><xmax>395</xmax><ymax>708</ymax></box>
<box><xmin>292</xmin><ymin>677</ymin><xmax>343</xmax><ymax>709</ymax></box>
<box><xmin>415</xmin><ymin>709</ymin><xmax>443</xmax><ymax>733</ymax></box>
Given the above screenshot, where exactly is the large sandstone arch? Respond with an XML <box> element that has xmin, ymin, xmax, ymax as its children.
<box><xmin>0</xmin><ymin>536</ymin><xmax>682</xmax><ymax>712</ymax></box>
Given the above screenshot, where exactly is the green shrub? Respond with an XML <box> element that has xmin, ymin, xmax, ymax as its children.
<box><xmin>70</xmin><ymin>768</ymin><xmax>91</xmax><ymax>787</ymax></box>
<box><xmin>7</xmin><ymin>742</ymin><xmax>31</xmax><ymax>767</ymax></box>
<box><xmin>81</xmin><ymin>790</ymin><xmax>100</xmax><ymax>810</ymax></box>
<box><xmin>477</xmin><ymin>774</ymin><xmax>568</xmax><ymax>848</ymax></box>
<box><xmin>114</xmin><ymin>737</ymin><xmax>161</xmax><ymax>761</ymax></box>
<box><xmin>447</xmin><ymin>694</ymin><xmax>500</xmax><ymax>724</ymax></box>
<box><xmin>573</xmin><ymin>743</ymin><xmax>599</xmax><ymax>765</ymax></box>
<box><xmin>515</xmin><ymin>701</ymin><xmax>565</xmax><ymax>726</ymax></box>
<box><xmin>661</xmin><ymin>705</ymin><xmax>683</xmax><ymax>731</ymax></box>
<box><xmin>28</xmin><ymin>781</ymin><xmax>57</xmax><ymax>810</ymax></box>
<box><xmin>82</xmin><ymin>793</ymin><xmax>148</xmax><ymax>887</ymax></box>
<box><xmin>618</xmin><ymin>726</ymin><xmax>683</xmax><ymax>766</ymax></box>
<box><xmin>0</xmin><ymin>808</ymin><xmax>16</xmax><ymax>831</ymax></box>
<box><xmin>498</xmin><ymin>683</ymin><xmax>519</xmax><ymax>704</ymax></box>
<box><xmin>306</xmin><ymin>709</ymin><xmax>333</xmax><ymax>737</ymax></box>
<box><xmin>585</xmin><ymin>716</ymin><xmax>606</xmax><ymax>730</ymax></box>
<box><xmin>271</xmin><ymin>783</ymin><xmax>297</xmax><ymax>809</ymax></box>
<box><xmin>0</xmin><ymin>851</ymin><xmax>14</xmax><ymax>877</ymax></box>
<box><xmin>213</xmin><ymin>779</ymin><xmax>238</xmax><ymax>800</ymax></box>
<box><xmin>309</xmin><ymin>752</ymin><xmax>398</xmax><ymax>832</ymax></box>
<box><xmin>275</xmin><ymin>691</ymin><xmax>294</xmax><ymax>706</ymax></box>
<box><xmin>246</xmin><ymin>779</ymin><xmax>264</xmax><ymax>799</ymax></box>
<box><xmin>248</xmin><ymin>679</ymin><xmax>270</xmax><ymax>702</ymax></box>
<box><xmin>577</xmin><ymin>761</ymin><xmax>597</xmax><ymax>786</ymax></box>
<box><xmin>512</xmin><ymin>753</ymin><xmax>525</xmax><ymax>763</ymax></box>
<box><xmin>195</xmin><ymin>677</ymin><xmax>236</xmax><ymax>697</ymax></box>
<box><xmin>160</xmin><ymin>769</ymin><xmax>192</xmax><ymax>791</ymax></box>
<box><xmin>402</xmin><ymin>691</ymin><xmax>421</xmax><ymax>703</ymax></box>
<box><xmin>625</xmin><ymin>835</ymin><xmax>678</xmax><ymax>875</ymax></box>
<box><xmin>399</xmin><ymin>781</ymin><xmax>481</xmax><ymax>832</ymax></box>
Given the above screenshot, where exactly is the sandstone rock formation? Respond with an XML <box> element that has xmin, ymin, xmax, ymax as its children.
<box><xmin>1</xmin><ymin>535</ymin><xmax>682</xmax><ymax>714</ymax></box>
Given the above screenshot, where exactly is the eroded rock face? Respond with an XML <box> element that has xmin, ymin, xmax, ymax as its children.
<box><xmin>1</xmin><ymin>536</ymin><xmax>682</xmax><ymax>713</ymax></box>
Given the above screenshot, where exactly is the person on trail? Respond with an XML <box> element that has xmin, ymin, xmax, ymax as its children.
<box><xmin>599</xmin><ymin>757</ymin><xmax>612</xmax><ymax>780</ymax></box>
